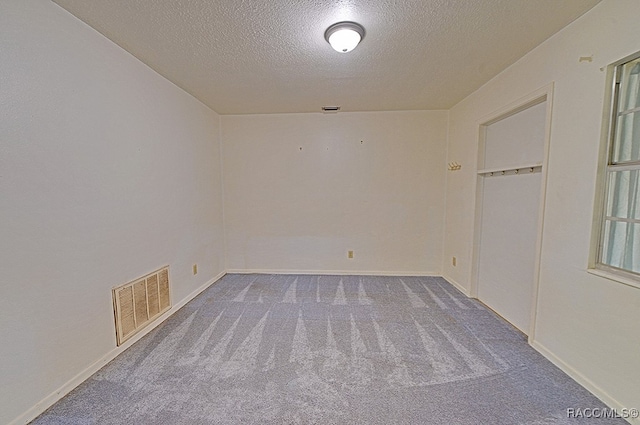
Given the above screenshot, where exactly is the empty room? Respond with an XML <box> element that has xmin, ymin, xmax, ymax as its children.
<box><xmin>1</xmin><ymin>0</ymin><xmax>639</xmax><ymax>424</ymax></box>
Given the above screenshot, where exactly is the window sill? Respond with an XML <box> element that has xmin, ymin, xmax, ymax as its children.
<box><xmin>587</xmin><ymin>267</ymin><xmax>640</xmax><ymax>290</ymax></box>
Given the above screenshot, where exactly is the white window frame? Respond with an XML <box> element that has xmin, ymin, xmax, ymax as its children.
<box><xmin>591</xmin><ymin>50</ymin><xmax>640</xmax><ymax>289</ymax></box>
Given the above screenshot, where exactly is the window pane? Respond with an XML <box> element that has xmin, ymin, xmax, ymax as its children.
<box><xmin>598</xmin><ymin>54</ymin><xmax>640</xmax><ymax>278</ymax></box>
<box><xmin>612</xmin><ymin>111</ymin><xmax>640</xmax><ymax>163</ymax></box>
<box><xmin>618</xmin><ymin>58</ymin><xmax>640</xmax><ymax>112</ymax></box>
<box><xmin>601</xmin><ymin>220</ymin><xmax>640</xmax><ymax>273</ymax></box>
<box><xmin>606</xmin><ymin>169</ymin><xmax>640</xmax><ymax>219</ymax></box>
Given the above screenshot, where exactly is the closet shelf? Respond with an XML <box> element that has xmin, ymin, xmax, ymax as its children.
<box><xmin>477</xmin><ymin>163</ymin><xmax>542</xmax><ymax>175</ymax></box>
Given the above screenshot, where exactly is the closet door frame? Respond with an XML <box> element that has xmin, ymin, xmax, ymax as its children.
<box><xmin>470</xmin><ymin>83</ymin><xmax>554</xmax><ymax>343</ymax></box>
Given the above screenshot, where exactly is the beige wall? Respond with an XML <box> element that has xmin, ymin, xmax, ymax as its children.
<box><xmin>222</xmin><ymin>111</ymin><xmax>447</xmax><ymax>275</ymax></box>
<box><xmin>0</xmin><ymin>1</ymin><xmax>226</xmax><ymax>424</ymax></box>
<box><xmin>443</xmin><ymin>0</ymin><xmax>640</xmax><ymax>417</ymax></box>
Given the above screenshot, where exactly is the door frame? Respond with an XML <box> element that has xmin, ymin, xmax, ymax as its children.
<box><xmin>469</xmin><ymin>83</ymin><xmax>554</xmax><ymax>342</ymax></box>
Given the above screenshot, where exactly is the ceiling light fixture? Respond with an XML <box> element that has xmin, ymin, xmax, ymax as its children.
<box><xmin>324</xmin><ymin>21</ymin><xmax>365</xmax><ymax>53</ymax></box>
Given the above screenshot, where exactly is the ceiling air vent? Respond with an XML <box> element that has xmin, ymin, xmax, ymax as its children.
<box><xmin>112</xmin><ymin>266</ymin><xmax>171</xmax><ymax>346</ymax></box>
<box><xmin>322</xmin><ymin>106</ymin><xmax>341</xmax><ymax>113</ymax></box>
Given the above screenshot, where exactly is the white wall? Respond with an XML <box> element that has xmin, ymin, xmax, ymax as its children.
<box><xmin>0</xmin><ymin>1</ymin><xmax>226</xmax><ymax>424</ymax></box>
<box><xmin>222</xmin><ymin>111</ymin><xmax>447</xmax><ymax>275</ymax></box>
<box><xmin>443</xmin><ymin>0</ymin><xmax>640</xmax><ymax>416</ymax></box>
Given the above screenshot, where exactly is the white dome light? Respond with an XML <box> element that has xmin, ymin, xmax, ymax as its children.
<box><xmin>328</xmin><ymin>28</ymin><xmax>361</xmax><ymax>53</ymax></box>
<box><xmin>324</xmin><ymin>21</ymin><xmax>365</xmax><ymax>53</ymax></box>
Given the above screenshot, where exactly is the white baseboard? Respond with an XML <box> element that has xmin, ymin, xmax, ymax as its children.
<box><xmin>530</xmin><ymin>340</ymin><xmax>637</xmax><ymax>425</ymax></box>
<box><xmin>10</xmin><ymin>270</ymin><xmax>226</xmax><ymax>425</ymax></box>
<box><xmin>225</xmin><ymin>268</ymin><xmax>440</xmax><ymax>277</ymax></box>
<box><xmin>441</xmin><ymin>274</ymin><xmax>471</xmax><ymax>297</ymax></box>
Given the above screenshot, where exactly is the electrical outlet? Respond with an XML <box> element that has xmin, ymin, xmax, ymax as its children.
<box><xmin>193</xmin><ymin>264</ymin><xmax>198</xmax><ymax>275</ymax></box>
<box><xmin>452</xmin><ymin>257</ymin><xmax>456</xmax><ymax>266</ymax></box>
<box><xmin>348</xmin><ymin>250</ymin><xmax>354</xmax><ymax>259</ymax></box>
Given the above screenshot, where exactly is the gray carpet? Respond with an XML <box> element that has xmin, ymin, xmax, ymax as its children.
<box><xmin>32</xmin><ymin>274</ymin><xmax>623</xmax><ymax>424</ymax></box>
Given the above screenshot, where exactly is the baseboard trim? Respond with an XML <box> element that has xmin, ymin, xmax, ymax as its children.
<box><xmin>9</xmin><ymin>270</ymin><xmax>226</xmax><ymax>425</ymax></box>
<box><xmin>530</xmin><ymin>340</ymin><xmax>637</xmax><ymax>425</ymax></box>
<box><xmin>441</xmin><ymin>274</ymin><xmax>471</xmax><ymax>297</ymax></box>
<box><xmin>225</xmin><ymin>268</ymin><xmax>440</xmax><ymax>277</ymax></box>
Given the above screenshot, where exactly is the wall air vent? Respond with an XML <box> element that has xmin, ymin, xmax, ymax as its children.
<box><xmin>322</xmin><ymin>106</ymin><xmax>341</xmax><ymax>113</ymax></box>
<box><xmin>112</xmin><ymin>266</ymin><xmax>171</xmax><ymax>346</ymax></box>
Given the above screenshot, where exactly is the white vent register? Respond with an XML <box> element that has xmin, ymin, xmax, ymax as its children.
<box><xmin>112</xmin><ymin>267</ymin><xmax>171</xmax><ymax>346</ymax></box>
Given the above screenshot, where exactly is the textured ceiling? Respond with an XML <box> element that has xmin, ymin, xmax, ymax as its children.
<box><xmin>52</xmin><ymin>0</ymin><xmax>600</xmax><ymax>114</ymax></box>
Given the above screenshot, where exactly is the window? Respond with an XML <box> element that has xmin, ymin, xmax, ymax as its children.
<box><xmin>596</xmin><ymin>53</ymin><xmax>640</xmax><ymax>280</ymax></box>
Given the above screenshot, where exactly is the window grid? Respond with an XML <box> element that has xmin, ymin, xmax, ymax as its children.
<box><xmin>597</xmin><ymin>55</ymin><xmax>640</xmax><ymax>278</ymax></box>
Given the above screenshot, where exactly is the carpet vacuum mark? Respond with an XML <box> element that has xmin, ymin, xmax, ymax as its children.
<box><xmin>32</xmin><ymin>275</ymin><xmax>623</xmax><ymax>424</ymax></box>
